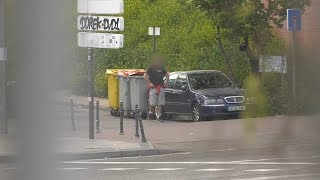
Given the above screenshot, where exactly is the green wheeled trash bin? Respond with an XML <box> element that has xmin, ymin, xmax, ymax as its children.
<box><xmin>129</xmin><ymin>76</ymin><xmax>148</xmax><ymax>119</ymax></box>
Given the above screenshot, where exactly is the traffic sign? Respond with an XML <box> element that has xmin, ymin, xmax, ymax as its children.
<box><xmin>78</xmin><ymin>32</ymin><xmax>124</xmax><ymax>49</ymax></box>
<box><xmin>78</xmin><ymin>15</ymin><xmax>124</xmax><ymax>31</ymax></box>
<box><xmin>148</xmin><ymin>27</ymin><xmax>160</xmax><ymax>36</ymax></box>
<box><xmin>77</xmin><ymin>0</ymin><xmax>124</xmax><ymax>14</ymax></box>
<box><xmin>287</xmin><ymin>9</ymin><xmax>302</xmax><ymax>31</ymax></box>
<box><xmin>259</xmin><ymin>55</ymin><xmax>287</xmax><ymax>74</ymax></box>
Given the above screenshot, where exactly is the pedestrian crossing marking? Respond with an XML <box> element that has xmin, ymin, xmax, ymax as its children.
<box><xmin>195</xmin><ymin>168</ymin><xmax>231</xmax><ymax>172</ymax></box>
<box><xmin>146</xmin><ymin>168</ymin><xmax>184</xmax><ymax>171</ymax></box>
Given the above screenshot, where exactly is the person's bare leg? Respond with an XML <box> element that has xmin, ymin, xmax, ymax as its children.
<box><xmin>149</xmin><ymin>106</ymin><xmax>155</xmax><ymax>119</ymax></box>
<box><xmin>155</xmin><ymin>105</ymin><xmax>162</xmax><ymax>121</ymax></box>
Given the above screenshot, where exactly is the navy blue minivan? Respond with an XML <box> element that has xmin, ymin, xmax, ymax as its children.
<box><xmin>164</xmin><ymin>70</ymin><xmax>249</xmax><ymax>121</ymax></box>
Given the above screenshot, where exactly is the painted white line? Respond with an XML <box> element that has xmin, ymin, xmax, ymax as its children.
<box><xmin>57</xmin><ymin>168</ymin><xmax>88</xmax><ymax>171</ymax></box>
<box><xmin>244</xmin><ymin>169</ymin><xmax>283</xmax><ymax>172</ymax></box>
<box><xmin>212</xmin><ymin>149</ymin><xmax>237</xmax><ymax>152</ymax></box>
<box><xmin>99</xmin><ymin>168</ymin><xmax>139</xmax><ymax>171</ymax></box>
<box><xmin>233</xmin><ymin>154</ymin><xmax>320</xmax><ymax>163</ymax></box>
<box><xmin>62</xmin><ymin>161</ymin><xmax>320</xmax><ymax>165</ymax></box>
<box><xmin>232</xmin><ymin>173</ymin><xmax>320</xmax><ymax>180</ymax></box>
<box><xmin>195</xmin><ymin>168</ymin><xmax>231</xmax><ymax>172</ymax></box>
<box><xmin>146</xmin><ymin>168</ymin><xmax>184</xmax><ymax>171</ymax></box>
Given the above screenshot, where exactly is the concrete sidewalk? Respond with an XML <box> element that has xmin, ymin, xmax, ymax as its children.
<box><xmin>56</xmin><ymin>90</ymin><xmax>109</xmax><ymax>110</ymax></box>
<box><xmin>0</xmin><ymin>136</ymin><xmax>159</xmax><ymax>162</ymax></box>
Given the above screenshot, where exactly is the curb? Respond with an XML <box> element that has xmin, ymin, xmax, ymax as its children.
<box><xmin>0</xmin><ymin>149</ymin><xmax>167</xmax><ymax>162</ymax></box>
<box><xmin>59</xmin><ymin>148</ymin><xmax>161</xmax><ymax>161</ymax></box>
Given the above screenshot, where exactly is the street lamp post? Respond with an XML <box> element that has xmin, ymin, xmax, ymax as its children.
<box><xmin>148</xmin><ymin>27</ymin><xmax>160</xmax><ymax>54</ymax></box>
<box><xmin>0</xmin><ymin>0</ymin><xmax>8</xmax><ymax>134</ymax></box>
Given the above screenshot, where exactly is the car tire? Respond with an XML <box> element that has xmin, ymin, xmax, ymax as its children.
<box><xmin>192</xmin><ymin>103</ymin><xmax>204</xmax><ymax>122</ymax></box>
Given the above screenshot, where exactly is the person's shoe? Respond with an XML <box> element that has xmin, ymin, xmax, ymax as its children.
<box><xmin>149</xmin><ymin>112</ymin><xmax>156</xmax><ymax>120</ymax></box>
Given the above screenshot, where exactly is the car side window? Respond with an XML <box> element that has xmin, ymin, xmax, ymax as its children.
<box><xmin>174</xmin><ymin>74</ymin><xmax>187</xmax><ymax>90</ymax></box>
<box><xmin>167</xmin><ymin>73</ymin><xmax>179</xmax><ymax>89</ymax></box>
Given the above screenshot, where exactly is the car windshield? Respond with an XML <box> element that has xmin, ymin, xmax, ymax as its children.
<box><xmin>188</xmin><ymin>72</ymin><xmax>236</xmax><ymax>90</ymax></box>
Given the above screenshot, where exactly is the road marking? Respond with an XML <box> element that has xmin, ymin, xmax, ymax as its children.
<box><xmin>146</xmin><ymin>168</ymin><xmax>184</xmax><ymax>171</ymax></box>
<box><xmin>195</xmin><ymin>168</ymin><xmax>231</xmax><ymax>172</ymax></box>
<box><xmin>244</xmin><ymin>169</ymin><xmax>283</xmax><ymax>172</ymax></box>
<box><xmin>62</xmin><ymin>161</ymin><xmax>320</xmax><ymax>165</ymax></box>
<box><xmin>212</xmin><ymin>149</ymin><xmax>237</xmax><ymax>152</ymax></box>
<box><xmin>57</xmin><ymin>167</ymin><xmax>88</xmax><ymax>171</ymax></box>
<box><xmin>99</xmin><ymin>168</ymin><xmax>139</xmax><ymax>171</ymax></box>
<box><xmin>233</xmin><ymin>155</ymin><xmax>320</xmax><ymax>163</ymax></box>
<box><xmin>232</xmin><ymin>173</ymin><xmax>320</xmax><ymax>180</ymax></box>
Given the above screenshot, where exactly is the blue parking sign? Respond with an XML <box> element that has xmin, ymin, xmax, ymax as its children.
<box><xmin>287</xmin><ymin>9</ymin><xmax>302</xmax><ymax>31</ymax></box>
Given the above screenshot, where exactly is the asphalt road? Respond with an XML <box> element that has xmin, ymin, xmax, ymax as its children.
<box><xmin>2</xmin><ymin>141</ymin><xmax>320</xmax><ymax>180</ymax></box>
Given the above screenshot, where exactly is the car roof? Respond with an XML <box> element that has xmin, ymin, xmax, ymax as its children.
<box><xmin>169</xmin><ymin>70</ymin><xmax>223</xmax><ymax>75</ymax></box>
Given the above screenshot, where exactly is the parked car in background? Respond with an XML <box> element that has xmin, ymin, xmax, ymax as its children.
<box><xmin>163</xmin><ymin>70</ymin><xmax>251</xmax><ymax>121</ymax></box>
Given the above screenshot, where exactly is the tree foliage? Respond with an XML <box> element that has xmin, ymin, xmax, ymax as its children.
<box><xmin>192</xmin><ymin>0</ymin><xmax>311</xmax><ymax>72</ymax></box>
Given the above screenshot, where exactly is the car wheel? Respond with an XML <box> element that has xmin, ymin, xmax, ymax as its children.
<box><xmin>192</xmin><ymin>103</ymin><xmax>204</xmax><ymax>122</ymax></box>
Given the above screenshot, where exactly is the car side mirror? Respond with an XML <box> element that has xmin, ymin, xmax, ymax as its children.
<box><xmin>181</xmin><ymin>84</ymin><xmax>188</xmax><ymax>91</ymax></box>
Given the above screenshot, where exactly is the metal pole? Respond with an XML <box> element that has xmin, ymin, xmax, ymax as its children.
<box><xmin>262</xmin><ymin>56</ymin><xmax>265</xmax><ymax>88</ymax></box>
<box><xmin>88</xmin><ymin>47</ymin><xmax>94</xmax><ymax>139</ymax></box>
<box><xmin>153</xmin><ymin>26</ymin><xmax>156</xmax><ymax>54</ymax></box>
<box><xmin>135</xmin><ymin>105</ymin><xmax>139</xmax><ymax>138</ymax></box>
<box><xmin>292</xmin><ymin>21</ymin><xmax>297</xmax><ymax>113</ymax></box>
<box><xmin>281</xmin><ymin>56</ymin><xmax>285</xmax><ymax>89</ymax></box>
<box><xmin>119</xmin><ymin>102</ymin><xmax>124</xmax><ymax>135</ymax></box>
<box><xmin>138</xmin><ymin>109</ymin><xmax>147</xmax><ymax>142</ymax></box>
<box><xmin>70</xmin><ymin>99</ymin><xmax>76</xmax><ymax>131</ymax></box>
<box><xmin>0</xmin><ymin>0</ymin><xmax>8</xmax><ymax>134</ymax></box>
<box><xmin>96</xmin><ymin>100</ymin><xmax>100</xmax><ymax>133</ymax></box>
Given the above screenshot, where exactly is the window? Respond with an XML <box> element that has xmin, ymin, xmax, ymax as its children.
<box><xmin>167</xmin><ymin>73</ymin><xmax>179</xmax><ymax>88</ymax></box>
<box><xmin>188</xmin><ymin>72</ymin><xmax>236</xmax><ymax>90</ymax></box>
<box><xmin>174</xmin><ymin>74</ymin><xmax>188</xmax><ymax>90</ymax></box>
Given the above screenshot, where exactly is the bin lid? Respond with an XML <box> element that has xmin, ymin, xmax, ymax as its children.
<box><xmin>106</xmin><ymin>69</ymin><xmax>123</xmax><ymax>75</ymax></box>
<box><xmin>118</xmin><ymin>69</ymin><xmax>145</xmax><ymax>77</ymax></box>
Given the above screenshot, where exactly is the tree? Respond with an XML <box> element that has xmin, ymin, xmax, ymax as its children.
<box><xmin>192</xmin><ymin>0</ymin><xmax>311</xmax><ymax>73</ymax></box>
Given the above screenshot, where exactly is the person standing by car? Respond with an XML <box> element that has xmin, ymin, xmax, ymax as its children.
<box><xmin>144</xmin><ymin>54</ymin><xmax>169</xmax><ymax>121</ymax></box>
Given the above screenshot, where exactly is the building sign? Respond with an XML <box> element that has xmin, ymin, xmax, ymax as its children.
<box><xmin>78</xmin><ymin>15</ymin><xmax>124</xmax><ymax>31</ymax></box>
<box><xmin>78</xmin><ymin>32</ymin><xmax>124</xmax><ymax>49</ymax></box>
<box><xmin>77</xmin><ymin>0</ymin><xmax>124</xmax><ymax>14</ymax></box>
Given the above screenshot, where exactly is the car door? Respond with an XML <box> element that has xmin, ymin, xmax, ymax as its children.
<box><xmin>164</xmin><ymin>73</ymin><xmax>179</xmax><ymax>113</ymax></box>
<box><xmin>171</xmin><ymin>73</ymin><xmax>190</xmax><ymax>114</ymax></box>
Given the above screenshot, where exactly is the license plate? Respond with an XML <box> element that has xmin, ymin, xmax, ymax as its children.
<box><xmin>228</xmin><ymin>106</ymin><xmax>246</xmax><ymax>111</ymax></box>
